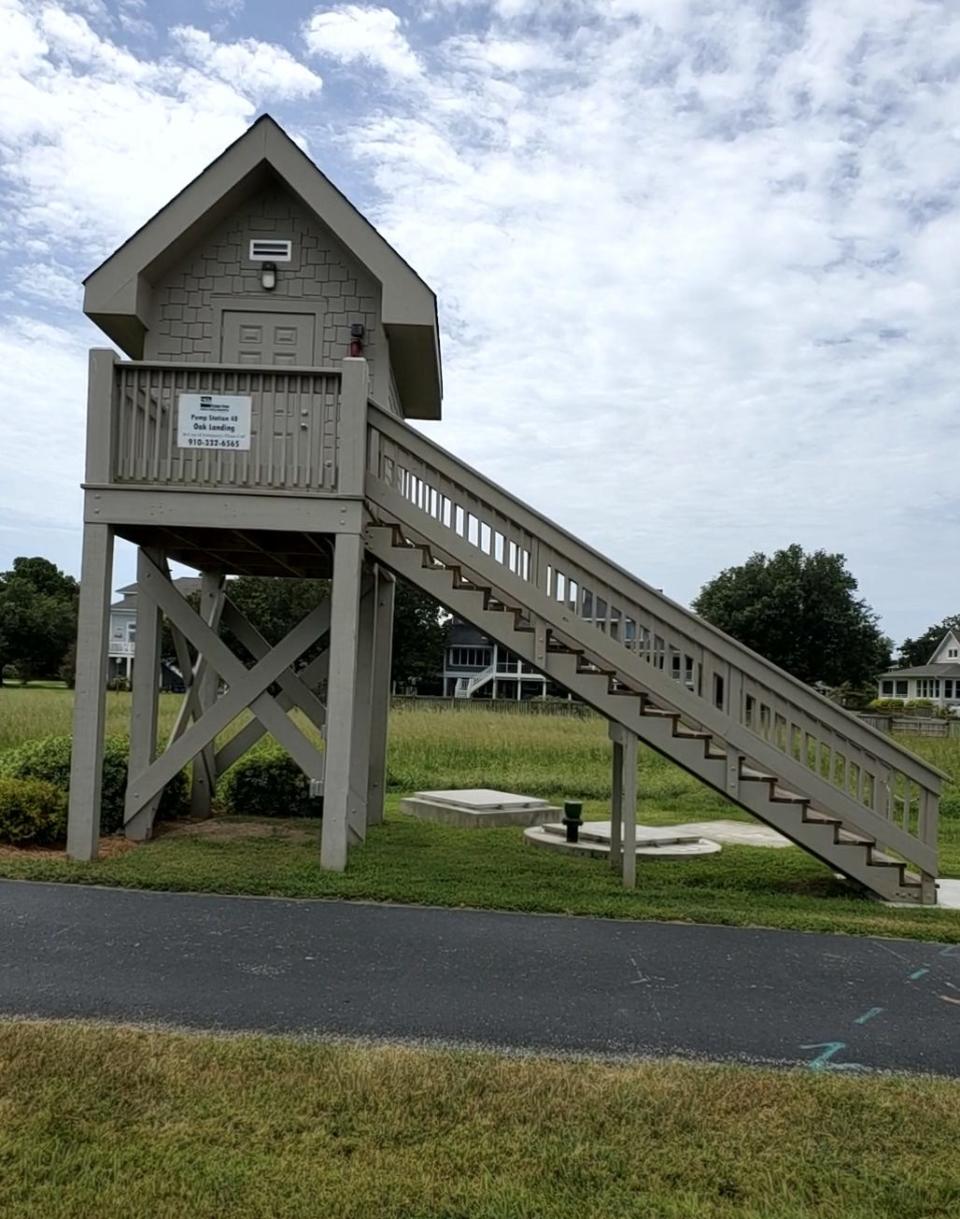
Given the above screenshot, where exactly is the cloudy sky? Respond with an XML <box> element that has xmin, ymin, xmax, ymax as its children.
<box><xmin>1</xmin><ymin>0</ymin><xmax>957</xmax><ymax>646</ymax></box>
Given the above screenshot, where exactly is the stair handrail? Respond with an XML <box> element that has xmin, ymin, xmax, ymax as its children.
<box><xmin>366</xmin><ymin>403</ymin><xmax>945</xmax><ymax>797</ymax></box>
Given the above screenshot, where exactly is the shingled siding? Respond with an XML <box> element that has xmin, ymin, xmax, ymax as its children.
<box><xmin>143</xmin><ymin>183</ymin><xmax>395</xmax><ymax>406</ymax></box>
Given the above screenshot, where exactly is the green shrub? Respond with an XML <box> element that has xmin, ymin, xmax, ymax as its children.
<box><xmin>217</xmin><ymin>746</ymin><xmax>316</xmax><ymax>818</ymax></box>
<box><xmin>904</xmin><ymin>699</ymin><xmax>937</xmax><ymax>714</ymax></box>
<box><xmin>0</xmin><ymin>735</ymin><xmax>188</xmax><ymax>835</ymax></box>
<box><xmin>0</xmin><ymin>777</ymin><xmax>67</xmax><ymax>844</ymax></box>
<box><xmin>868</xmin><ymin>699</ymin><xmax>905</xmax><ymax>713</ymax></box>
<box><xmin>939</xmin><ymin>791</ymin><xmax>960</xmax><ymax>821</ymax></box>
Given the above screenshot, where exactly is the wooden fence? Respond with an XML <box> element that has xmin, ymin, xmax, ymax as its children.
<box><xmin>390</xmin><ymin>696</ymin><xmax>595</xmax><ymax>717</ymax></box>
<box><xmin>859</xmin><ymin>714</ymin><xmax>960</xmax><ymax>739</ymax></box>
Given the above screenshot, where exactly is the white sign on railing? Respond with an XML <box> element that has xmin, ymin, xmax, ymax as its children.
<box><xmin>177</xmin><ymin>393</ymin><xmax>252</xmax><ymax>451</ymax></box>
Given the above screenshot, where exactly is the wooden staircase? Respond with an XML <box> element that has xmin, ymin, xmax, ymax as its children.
<box><xmin>361</xmin><ymin>404</ymin><xmax>945</xmax><ymax>905</ymax></box>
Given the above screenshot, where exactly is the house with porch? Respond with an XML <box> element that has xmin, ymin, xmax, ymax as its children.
<box><xmin>443</xmin><ymin>620</ymin><xmax>553</xmax><ymax>700</ymax></box>
<box><xmin>877</xmin><ymin>630</ymin><xmax>960</xmax><ymax>712</ymax></box>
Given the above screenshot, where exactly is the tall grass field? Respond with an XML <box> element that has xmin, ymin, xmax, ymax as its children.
<box><xmin>0</xmin><ymin>685</ymin><xmax>956</xmax><ymax>808</ymax></box>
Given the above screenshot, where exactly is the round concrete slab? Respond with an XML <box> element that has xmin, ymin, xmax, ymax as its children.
<box><xmin>524</xmin><ymin>826</ymin><xmax>722</xmax><ymax>860</ymax></box>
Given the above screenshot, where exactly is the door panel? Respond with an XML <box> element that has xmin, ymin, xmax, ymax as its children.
<box><xmin>221</xmin><ymin>311</ymin><xmax>315</xmax><ymax>365</ymax></box>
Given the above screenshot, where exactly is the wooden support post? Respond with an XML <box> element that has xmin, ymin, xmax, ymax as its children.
<box><xmin>366</xmin><ymin>568</ymin><xmax>395</xmax><ymax>827</ymax></box>
<box><xmin>620</xmin><ymin>728</ymin><xmax>638</xmax><ymax>889</ymax></box>
<box><xmin>66</xmin><ymin>522</ymin><xmax>114</xmax><ymax>861</ymax></box>
<box><xmin>348</xmin><ymin>568</ymin><xmax>377</xmax><ymax>840</ymax></box>
<box><xmin>321</xmin><ymin>532</ymin><xmax>365</xmax><ymax>871</ymax></box>
<box><xmin>609</xmin><ymin>722</ymin><xmax>623</xmax><ymax>873</ymax></box>
<box><xmin>124</xmin><ymin>547</ymin><xmax>163</xmax><ymax>841</ymax></box>
<box><xmin>191</xmin><ymin>572</ymin><xmax>224</xmax><ymax>817</ymax></box>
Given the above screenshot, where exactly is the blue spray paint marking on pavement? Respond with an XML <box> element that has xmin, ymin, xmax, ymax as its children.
<box><xmin>908</xmin><ymin>968</ymin><xmax>930</xmax><ymax>981</ymax></box>
<box><xmin>800</xmin><ymin>1042</ymin><xmax>864</xmax><ymax>1072</ymax></box>
<box><xmin>854</xmin><ymin>1007</ymin><xmax>884</xmax><ymax>1025</ymax></box>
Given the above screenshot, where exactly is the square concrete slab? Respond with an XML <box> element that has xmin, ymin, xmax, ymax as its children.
<box><xmin>400</xmin><ymin>789</ymin><xmax>560</xmax><ymax>828</ymax></box>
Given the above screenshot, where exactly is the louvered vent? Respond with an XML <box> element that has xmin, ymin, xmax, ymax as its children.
<box><xmin>249</xmin><ymin>239</ymin><xmax>292</xmax><ymax>261</ymax></box>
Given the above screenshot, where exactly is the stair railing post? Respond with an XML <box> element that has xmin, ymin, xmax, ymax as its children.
<box><xmin>338</xmin><ymin>357</ymin><xmax>369</xmax><ymax>496</ymax></box>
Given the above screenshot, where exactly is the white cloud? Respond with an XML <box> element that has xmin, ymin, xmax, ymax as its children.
<box><xmin>0</xmin><ymin>1</ymin><xmax>320</xmax><ymax>259</ymax></box>
<box><xmin>171</xmin><ymin>26</ymin><xmax>323</xmax><ymax>100</ymax></box>
<box><xmin>303</xmin><ymin>5</ymin><xmax>421</xmax><ymax>79</ymax></box>
<box><xmin>1</xmin><ymin>0</ymin><xmax>959</xmax><ymax>643</ymax></box>
<box><xmin>346</xmin><ymin>0</ymin><xmax>960</xmax><ymax>641</ymax></box>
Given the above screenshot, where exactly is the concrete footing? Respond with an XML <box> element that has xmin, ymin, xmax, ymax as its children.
<box><xmin>400</xmin><ymin>789</ymin><xmax>560</xmax><ymax>828</ymax></box>
<box><xmin>524</xmin><ymin>821</ymin><xmax>722</xmax><ymax>860</ymax></box>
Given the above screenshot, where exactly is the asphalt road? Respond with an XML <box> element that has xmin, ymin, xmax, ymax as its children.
<box><xmin>1</xmin><ymin>879</ymin><xmax>958</xmax><ymax>1074</ymax></box>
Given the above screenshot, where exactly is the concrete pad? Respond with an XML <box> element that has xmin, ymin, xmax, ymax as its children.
<box><xmin>400</xmin><ymin>789</ymin><xmax>560</xmax><ymax>828</ymax></box>
<box><xmin>524</xmin><ymin>823</ymin><xmax>722</xmax><ymax>860</ymax></box>
<box><xmin>541</xmin><ymin>819</ymin><xmax>789</xmax><ymax>849</ymax></box>
<box><xmin>936</xmin><ymin>879</ymin><xmax>960</xmax><ymax>910</ymax></box>
<box><xmin>660</xmin><ymin>819</ymin><xmax>793</xmax><ymax>849</ymax></box>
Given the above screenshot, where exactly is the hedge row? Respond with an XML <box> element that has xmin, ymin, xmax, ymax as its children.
<box><xmin>0</xmin><ymin>735</ymin><xmax>189</xmax><ymax>845</ymax></box>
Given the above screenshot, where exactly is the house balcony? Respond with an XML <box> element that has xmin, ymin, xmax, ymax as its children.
<box><xmin>82</xmin><ymin>351</ymin><xmax>371</xmax><ymax>577</ymax></box>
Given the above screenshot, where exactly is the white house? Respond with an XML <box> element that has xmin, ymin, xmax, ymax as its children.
<box><xmin>108</xmin><ymin>578</ymin><xmax>199</xmax><ymax>687</ymax></box>
<box><xmin>443</xmin><ymin>620</ymin><xmax>551</xmax><ymax>700</ymax></box>
<box><xmin>877</xmin><ymin>629</ymin><xmax>960</xmax><ymax>712</ymax></box>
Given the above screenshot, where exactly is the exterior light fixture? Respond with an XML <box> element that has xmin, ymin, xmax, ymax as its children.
<box><xmin>260</xmin><ymin>261</ymin><xmax>277</xmax><ymax>291</ymax></box>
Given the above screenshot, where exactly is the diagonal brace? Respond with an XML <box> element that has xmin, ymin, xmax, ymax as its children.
<box><xmin>125</xmin><ymin>557</ymin><xmax>329</xmax><ymax>819</ymax></box>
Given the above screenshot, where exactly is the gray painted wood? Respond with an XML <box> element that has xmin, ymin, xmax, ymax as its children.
<box><xmin>66</xmin><ymin>524</ymin><xmax>114</xmax><ymax>861</ymax></box>
<box><xmin>321</xmin><ymin>532</ymin><xmax>364</xmax><ymax>871</ymax></box>
<box><xmin>125</xmin><ymin>563</ymin><xmax>331</xmax><ymax>817</ymax></box>
<box><xmin>124</xmin><ymin>546</ymin><xmax>164</xmax><ymax>841</ymax></box>
<box><xmin>191</xmin><ymin>573</ymin><xmax>225</xmax><ymax>818</ymax></box>
<box><xmin>366</xmin><ymin>568</ymin><xmax>395</xmax><ymax>827</ymax></box>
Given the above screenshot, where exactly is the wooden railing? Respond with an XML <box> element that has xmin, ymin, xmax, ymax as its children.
<box><xmin>107</xmin><ymin>360</ymin><xmax>342</xmax><ymax>493</ymax></box>
<box><xmin>366</xmin><ymin>402</ymin><xmax>943</xmax><ymax>875</ymax></box>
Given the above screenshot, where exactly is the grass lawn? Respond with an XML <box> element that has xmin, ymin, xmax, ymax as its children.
<box><xmin>0</xmin><ymin>691</ymin><xmax>958</xmax><ymax>941</ymax></box>
<box><xmin>2</xmin><ymin>1020</ymin><xmax>959</xmax><ymax>1219</ymax></box>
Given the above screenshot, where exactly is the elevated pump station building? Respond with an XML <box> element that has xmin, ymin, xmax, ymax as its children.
<box><xmin>68</xmin><ymin>116</ymin><xmax>945</xmax><ymax>903</ymax></box>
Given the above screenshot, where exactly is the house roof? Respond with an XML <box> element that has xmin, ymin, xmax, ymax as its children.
<box><xmin>880</xmin><ymin>664</ymin><xmax>960</xmax><ymax>679</ymax></box>
<box><xmin>929</xmin><ymin>628</ymin><xmax>960</xmax><ymax>661</ymax></box>
<box><xmin>111</xmin><ymin>576</ymin><xmax>202</xmax><ymax>611</ymax></box>
<box><xmin>83</xmin><ymin>114</ymin><xmax>442</xmax><ymax>420</ymax></box>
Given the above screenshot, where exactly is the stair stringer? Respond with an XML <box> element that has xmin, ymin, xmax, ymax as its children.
<box><xmin>364</xmin><ymin>522</ymin><xmax>930</xmax><ymax>904</ymax></box>
<box><xmin>361</xmin><ymin>489</ymin><xmax>937</xmax><ymax>884</ymax></box>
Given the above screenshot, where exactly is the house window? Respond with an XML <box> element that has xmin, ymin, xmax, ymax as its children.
<box><xmin>946</xmin><ymin>680</ymin><xmax>954</xmax><ymax>699</ymax></box>
<box><xmin>127</xmin><ymin>624</ymin><xmax>136</xmax><ymax>642</ymax></box>
<box><xmin>918</xmin><ymin>679</ymin><xmax>941</xmax><ymax>698</ymax></box>
<box><xmin>881</xmin><ymin>680</ymin><xmax>894</xmax><ymax>695</ymax></box>
<box><xmin>949</xmin><ymin>648</ymin><xmax>958</xmax><ymax>658</ymax></box>
<box><xmin>895</xmin><ymin>680</ymin><xmax>908</xmax><ymax>697</ymax></box>
<box><xmin>449</xmin><ymin>647</ymin><xmax>491</xmax><ymax>668</ymax></box>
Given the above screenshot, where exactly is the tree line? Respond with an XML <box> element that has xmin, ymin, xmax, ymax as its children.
<box><xmin>0</xmin><ymin>546</ymin><xmax>955</xmax><ymax>694</ymax></box>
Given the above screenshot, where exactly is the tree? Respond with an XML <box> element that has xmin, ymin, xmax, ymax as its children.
<box><xmin>0</xmin><ymin>557</ymin><xmax>79</xmax><ymax>686</ymax></box>
<box><xmin>898</xmin><ymin>614</ymin><xmax>960</xmax><ymax>668</ymax></box>
<box><xmin>390</xmin><ymin>578</ymin><xmax>448</xmax><ymax>691</ymax></box>
<box><xmin>691</xmin><ymin>544</ymin><xmax>891</xmax><ymax>687</ymax></box>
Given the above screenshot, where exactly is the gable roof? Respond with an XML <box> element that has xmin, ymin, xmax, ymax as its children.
<box><xmin>83</xmin><ymin>114</ymin><xmax>442</xmax><ymax>419</ymax></box>
<box><xmin>929</xmin><ymin>628</ymin><xmax>960</xmax><ymax>663</ymax></box>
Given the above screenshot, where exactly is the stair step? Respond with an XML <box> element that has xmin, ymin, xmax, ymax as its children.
<box><xmin>770</xmin><ymin>788</ymin><xmax>808</xmax><ymax>805</ymax></box>
<box><xmin>804</xmin><ymin>811</ymin><xmax>841</xmax><ymax>827</ymax></box>
<box><xmin>741</xmin><ymin>767</ymin><xmax>779</xmax><ymax>783</ymax></box>
<box><xmin>837</xmin><ymin>830</ymin><xmax>875</xmax><ymax>847</ymax></box>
